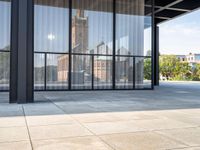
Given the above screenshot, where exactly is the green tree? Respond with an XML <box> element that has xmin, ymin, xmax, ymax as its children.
<box><xmin>159</xmin><ymin>55</ymin><xmax>178</xmax><ymax>80</ymax></box>
<box><xmin>192</xmin><ymin>64</ymin><xmax>200</xmax><ymax>81</ymax></box>
<box><xmin>144</xmin><ymin>58</ymin><xmax>151</xmax><ymax>80</ymax></box>
<box><xmin>159</xmin><ymin>55</ymin><xmax>191</xmax><ymax>80</ymax></box>
<box><xmin>174</xmin><ymin>62</ymin><xmax>191</xmax><ymax>80</ymax></box>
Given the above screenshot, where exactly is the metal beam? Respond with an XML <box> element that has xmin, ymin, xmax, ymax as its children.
<box><xmin>154</xmin><ymin>0</ymin><xmax>184</xmax><ymax>14</ymax></box>
<box><xmin>155</xmin><ymin>16</ymin><xmax>171</xmax><ymax>20</ymax></box>
<box><xmin>145</xmin><ymin>4</ymin><xmax>190</xmax><ymax>12</ymax></box>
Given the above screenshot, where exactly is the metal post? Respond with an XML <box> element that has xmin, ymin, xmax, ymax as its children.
<box><xmin>10</xmin><ymin>0</ymin><xmax>34</xmax><ymax>103</ymax></box>
<box><xmin>112</xmin><ymin>0</ymin><xmax>116</xmax><ymax>89</ymax></box>
<box><xmin>133</xmin><ymin>57</ymin><xmax>135</xmax><ymax>89</ymax></box>
<box><xmin>68</xmin><ymin>0</ymin><xmax>72</xmax><ymax>90</ymax></box>
<box><xmin>154</xmin><ymin>26</ymin><xmax>159</xmax><ymax>86</ymax></box>
<box><xmin>151</xmin><ymin>0</ymin><xmax>155</xmax><ymax>89</ymax></box>
<box><xmin>44</xmin><ymin>53</ymin><xmax>47</xmax><ymax>90</ymax></box>
<box><xmin>92</xmin><ymin>55</ymin><xmax>94</xmax><ymax>90</ymax></box>
<box><xmin>10</xmin><ymin>0</ymin><xmax>18</xmax><ymax>103</ymax></box>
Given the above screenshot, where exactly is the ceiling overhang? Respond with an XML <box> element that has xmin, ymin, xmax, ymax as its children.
<box><xmin>153</xmin><ymin>0</ymin><xmax>200</xmax><ymax>24</ymax></box>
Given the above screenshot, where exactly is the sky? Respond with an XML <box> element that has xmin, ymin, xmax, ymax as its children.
<box><xmin>159</xmin><ymin>9</ymin><xmax>200</xmax><ymax>55</ymax></box>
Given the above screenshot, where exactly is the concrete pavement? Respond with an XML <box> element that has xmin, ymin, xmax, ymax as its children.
<box><xmin>0</xmin><ymin>81</ymin><xmax>200</xmax><ymax>149</ymax></box>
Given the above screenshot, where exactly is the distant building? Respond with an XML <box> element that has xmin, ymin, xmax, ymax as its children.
<box><xmin>176</xmin><ymin>53</ymin><xmax>200</xmax><ymax>67</ymax></box>
<box><xmin>58</xmin><ymin>9</ymin><xmax>88</xmax><ymax>83</ymax></box>
<box><xmin>72</xmin><ymin>9</ymin><xmax>88</xmax><ymax>53</ymax></box>
<box><xmin>57</xmin><ymin>55</ymin><xmax>68</xmax><ymax>82</ymax></box>
<box><xmin>93</xmin><ymin>43</ymin><xmax>112</xmax><ymax>81</ymax></box>
<box><xmin>176</xmin><ymin>55</ymin><xmax>186</xmax><ymax>62</ymax></box>
<box><xmin>185</xmin><ymin>53</ymin><xmax>200</xmax><ymax>64</ymax></box>
<box><xmin>94</xmin><ymin>56</ymin><xmax>112</xmax><ymax>82</ymax></box>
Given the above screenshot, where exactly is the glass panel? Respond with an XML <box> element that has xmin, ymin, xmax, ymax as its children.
<box><xmin>135</xmin><ymin>57</ymin><xmax>151</xmax><ymax>89</ymax></box>
<box><xmin>0</xmin><ymin>0</ymin><xmax>11</xmax><ymax>91</ymax></box>
<box><xmin>115</xmin><ymin>56</ymin><xmax>133</xmax><ymax>89</ymax></box>
<box><xmin>0</xmin><ymin>0</ymin><xmax>11</xmax><ymax>51</ymax></box>
<box><xmin>94</xmin><ymin>56</ymin><xmax>112</xmax><ymax>89</ymax></box>
<box><xmin>34</xmin><ymin>0</ymin><xmax>69</xmax><ymax>53</ymax></box>
<box><xmin>71</xmin><ymin>55</ymin><xmax>92</xmax><ymax>89</ymax></box>
<box><xmin>116</xmin><ymin>0</ymin><xmax>152</xmax><ymax>56</ymax></box>
<box><xmin>47</xmin><ymin>54</ymin><xmax>68</xmax><ymax>90</ymax></box>
<box><xmin>72</xmin><ymin>0</ymin><xmax>113</xmax><ymax>55</ymax></box>
<box><xmin>0</xmin><ymin>52</ymin><xmax>10</xmax><ymax>90</ymax></box>
<box><xmin>34</xmin><ymin>53</ymin><xmax>45</xmax><ymax>90</ymax></box>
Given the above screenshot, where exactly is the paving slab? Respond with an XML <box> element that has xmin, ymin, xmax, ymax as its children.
<box><xmin>100</xmin><ymin>132</ymin><xmax>187</xmax><ymax>150</ymax></box>
<box><xmin>178</xmin><ymin>147</ymin><xmax>200</xmax><ymax>150</ymax></box>
<box><xmin>32</xmin><ymin>136</ymin><xmax>113</xmax><ymax>150</ymax></box>
<box><xmin>0</xmin><ymin>141</ymin><xmax>32</xmax><ymax>150</ymax></box>
<box><xmin>83</xmin><ymin>120</ymin><xmax>144</xmax><ymax>135</ymax></box>
<box><xmin>133</xmin><ymin>118</ymin><xmax>197</xmax><ymax>131</ymax></box>
<box><xmin>26</xmin><ymin>114</ymin><xmax>76</xmax><ymax>126</ymax></box>
<box><xmin>0</xmin><ymin>127</ymin><xmax>29</xmax><ymax>143</ymax></box>
<box><xmin>0</xmin><ymin>116</ymin><xmax>26</xmax><ymax>127</ymax></box>
<box><xmin>29</xmin><ymin>124</ymin><xmax>92</xmax><ymax>140</ymax></box>
<box><xmin>156</xmin><ymin>127</ymin><xmax>200</xmax><ymax>147</ymax></box>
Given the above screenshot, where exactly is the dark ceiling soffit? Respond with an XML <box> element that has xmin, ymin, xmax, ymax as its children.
<box><xmin>34</xmin><ymin>0</ymin><xmax>200</xmax><ymax>24</ymax></box>
<box><xmin>153</xmin><ymin>0</ymin><xmax>200</xmax><ymax>24</ymax></box>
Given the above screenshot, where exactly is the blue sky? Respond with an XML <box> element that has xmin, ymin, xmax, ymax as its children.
<box><xmin>159</xmin><ymin>9</ymin><xmax>200</xmax><ymax>55</ymax></box>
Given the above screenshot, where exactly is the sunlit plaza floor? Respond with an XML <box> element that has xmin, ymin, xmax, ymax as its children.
<box><xmin>0</xmin><ymin>81</ymin><xmax>200</xmax><ymax>149</ymax></box>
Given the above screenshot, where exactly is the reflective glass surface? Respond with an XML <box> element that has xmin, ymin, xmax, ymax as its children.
<box><xmin>47</xmin><ymin>54</ymin><xmax>68</xmax><ymax>90</ymax></box>
<box><xmin>115</xmin><ymin>56</ymin><xmax>133</xmax><ymax>89</ymax></box>
<box><xmin>33</xmin><ymin>0</ymin><xmax>152</xmax><ymax>91</ymax></box>
<box><xmin>71</xmin><ymin>55</ymin><xmax>92</xmax><ymax>89</ymax></box>
<box><xmin>34</xmin><ymin>0</ymin><xmax>69</xmax><ymax>53</ymax></box>
<box><xmin>94</xmin><ymin>56</ymin><xmax>112</xmax><ymax>89</ymax></box>
<box><xmin>116</xmin><ymin>0</ymin><xmax>152</xmax><ymax>57</ymax></box>
<box><xmin>0</xmin><ymin>0</ymin><xmax>11</xmax><ymax>91</ymax></box>
<box><xmin>72</xmin><ymin>0</ymin><xmax>113</xmax><ymax>55</ymax></box>
<box><xmin>34</xmin><ymin>53</ymin><xmax>45</xmax><ymax>90</ymax></box>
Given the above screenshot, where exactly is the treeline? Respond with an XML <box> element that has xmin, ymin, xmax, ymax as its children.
<box><xmin>159</xmin><ymin>55</ymin><xmax>200</xmax><ymax>81</ymax></box>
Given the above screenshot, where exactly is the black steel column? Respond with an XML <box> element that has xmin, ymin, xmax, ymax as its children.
<box><xmin>154</xmin><ymin>25</ymin><xmax>159</xmax><ymax>86</ymax></box>
<box><xmin>10</xmin><ymin>0</ymin><xmax>34</xmax><ymax>103</ymax></box>
<box><xmin>26</xmin><ymin>0</ymin><xmax>34</xmax><ymax>102</ymax></box>
<box><xmin>10</xmin><ymin>0</ymin><xmax>18</xmax><ymax>103</ymax></box>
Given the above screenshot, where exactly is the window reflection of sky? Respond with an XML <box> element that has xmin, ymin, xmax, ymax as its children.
<box><xmin>0</xmin><ymin>1</ymin><xmax>11</xmax><ymax>50</ymax></box>
<box><xmin>34</xmin><ymin>5</ymin><xmax>151</xmax><ymax>54</ymax></box>
<box><xmin>0</xmin><ymin>1</ymin><xmax>151</xmax><ymax>66</ymax></box>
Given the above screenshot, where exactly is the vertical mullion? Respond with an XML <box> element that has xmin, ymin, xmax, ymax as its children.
<box><xmin>92</xmin><ymin>55</ymin><xmax>94</xmax><ymax>90</ymax></box>
<box><xmin>112</xmin><ymin>0</ymin><xmax>116</xmax><ymax>89</ymax></box>
<box><xmin>133</xmin><ymin>57</ymin><xmax>135</xmax><ymax>89</ymax></box>
<box><xmin>44</xmin><ymin>53</ymin><xmax>47</xmax><ymax>90</ymax></box>
<box><xmin>151</xmin><ymin>0</ymin><xmax>155</xmax><ymax>90</ymax></box>
<box><xmin>68</xmin><ymin>0</ymin><xmax>72</xmax><ymax>90</ymax></box>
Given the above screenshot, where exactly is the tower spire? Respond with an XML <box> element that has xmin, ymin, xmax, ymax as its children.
<box><xmin>76</xmin><ymin>9</ymin><xmax>84</xmax><ymax>17</ymax></box>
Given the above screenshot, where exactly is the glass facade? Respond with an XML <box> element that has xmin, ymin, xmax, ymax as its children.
<box><xmin>33</xmin><ymin>0</ymin><xmax>153</xmax><ymax>90</ymax></box>
<box><xmin>34</xmin><ymin>53</ymin><xmax>45</xmax><ymax>90</ymax></box>
<box><xmin>34</xmin><ymin>0</ymin><xmax>69</xmax><ymax>90</ymax></box>
<box><xmin>0</xmin><ymin>0</ymin><xmax>11</xmax><ymax>91</ymax></box>
<box><xmin>71</xmin><ymin>55</ymin><xmax>92</xmax><ymax>89</ymax></box>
